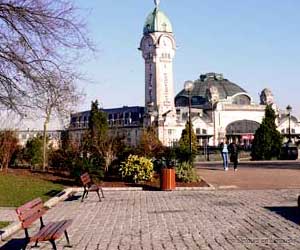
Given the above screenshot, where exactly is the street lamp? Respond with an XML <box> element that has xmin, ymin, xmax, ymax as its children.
<box><xmin>286</xmin><ymin>105</ymin><xmax>292</xmax><ymax>143</ymax></box>
<box><xmin>184</xmin><ymin>80</ymin><xmax>194</xmax><ymax>156</ymax></box>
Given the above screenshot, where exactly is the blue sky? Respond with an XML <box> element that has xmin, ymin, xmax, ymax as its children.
<box><xmin>75</xmin><ymin>0</ymin><xmax>300</xmax><ymax>117</ymax></box>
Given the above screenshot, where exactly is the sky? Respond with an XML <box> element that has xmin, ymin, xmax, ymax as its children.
<box><xmin>60</xmin><ymin>0</ymin><xmax>300</xmax><ymax>125</ymax></box>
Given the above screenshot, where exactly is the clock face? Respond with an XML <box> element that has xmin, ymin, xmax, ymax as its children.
<box><xmin>160</xmin><ymin>36</ymin><xmax>172</xmax><ymax>48</ymax></box>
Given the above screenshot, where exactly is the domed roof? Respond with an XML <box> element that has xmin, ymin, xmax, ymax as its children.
<box><xmin>175</xmin><ymin>73</ymin><xmax>248</xmax><ymax>106</ymax></box>
<box><xmin>143</xmin><ymin>8</ymin><xmax>173</xmax><ymax>35</ymax></box>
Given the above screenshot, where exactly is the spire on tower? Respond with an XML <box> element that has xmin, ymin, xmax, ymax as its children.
<box><xmin>154</xmin><ymin>0</ymin><xmax>160</xmax><ymax>8</ymax></box>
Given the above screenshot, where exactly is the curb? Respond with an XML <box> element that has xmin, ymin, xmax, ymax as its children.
<box><xmin>175</xmin><ymin>186</ymin><xmax>215</xmax><ymax>191</ymax></box>
<box><xmin>218</xmin><ymin>185</ymin><xmax>238</xmax><ymax>190</ymax></box>
<box><xmin>0</xmin><ymin>221</ymin><xmax>21</xmax><ymax>242</ymax></box>
<box><xmin>71</xmin><ymin>187</ymin><xmax>143</xmax><ymax>192</ymax></box>
<box><xmin>44</xmin><ymin>187</ymin><xmax>75</xmax><ymax>209</ymax></box>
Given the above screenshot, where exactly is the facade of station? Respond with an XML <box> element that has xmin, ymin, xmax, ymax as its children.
<box><xmin>68</xmin><ymin>2</ymin><xmax>300</xmax><ymax>148</ymax></box>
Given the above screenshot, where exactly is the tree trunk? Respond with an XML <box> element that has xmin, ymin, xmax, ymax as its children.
<box><xmin>42</xmin><ymin>119</ymin><xmax>49</xmax><ymax>172</ymax></box>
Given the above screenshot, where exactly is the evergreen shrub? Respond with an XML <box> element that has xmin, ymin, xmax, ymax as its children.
<box><xmin>175</xmin><ymin>161</ymin><xmax>200</xmax><ymax>183</ymax></box>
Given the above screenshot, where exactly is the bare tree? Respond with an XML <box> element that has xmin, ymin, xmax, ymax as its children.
<box><xmin>94</xmin><ymin>132</ymin><xmax>124</xmax><ymax>173</ymax></box>
<box><xmin>32</xmin><ymin>72</ymin><xmax>84</xmax><ymax>171</ymax></box>
<box><xmin>0</xmin><ymin>0</ymin><xmax>93</xmax><ymax>115</ymax></box>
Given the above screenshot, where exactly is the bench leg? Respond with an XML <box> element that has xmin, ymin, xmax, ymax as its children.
<box><xmin>100</xmin><ymin>187</ymin><xmax>104</xmax><ymax>198</ymax></box>
<box><xmin>64</xmin><ymin>230</ymin><xmax>72</xmax><ymax>248</ymax></box>
<box><xmin>24</xmin><ymin>228</ymin><xmax>29</xmax><ymax>240</ymax></box>
<box><xmin>96</xmin><ymin>190</ymin><xmax>102</xmax><ymax>202</ymax></box>
<box><xmin>34</xmin><ymin>241</ymin><xmax>39</xmax><ymax>248</ymax></box>
<box><xmin>40</xmin><ymin>217</ymin><xmax>45</xmax><ymax>229</ymax></box>
<box><xmin>49</xmin><ymin>240</ymin><xmax>57</xmax><ymax>250</ymax></box>
<box><xmin>81</xmin><ymin>190</ymin><xmax>87</xmax><ymax>202</ymax></box>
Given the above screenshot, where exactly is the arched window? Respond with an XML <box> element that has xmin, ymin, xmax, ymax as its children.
<box><xmin>232</xmin><ymin>94</ymin><xmax>251</xmax><ymax>105</ymax></box>
<box><xmin>226</xmin><ymin>120</ymin><xmax>260</xmax><ymax>134</ymax></box>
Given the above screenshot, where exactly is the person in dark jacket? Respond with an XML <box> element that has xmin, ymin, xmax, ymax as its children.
<box><xmin>229</xmin><ymin>141</ymin><xmax>239</xmax><ymax>171</ymax></box>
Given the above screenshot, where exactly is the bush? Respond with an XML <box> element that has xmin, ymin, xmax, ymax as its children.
<box><xmin>175</xmin><ymin>161</ymin><xmax>199</xmax><ymax>183</ymax></box>
<box><xmin>48</xmin><ymin>146</ymin><xmax>105</xmax><ymax>183</ymax></box>
<box><xmin>23</xmin><ymin>136</ymin><xmax>43</xmax><ymax>169</ymax></box>
<box><xmin>70</xmin><ymin>156</ymin><xmax>105</xmax><ymax>183</ymax></box>
<box><xmin>152</xmin><ymin>147</ymin><xmax>177</xmax><ymax>173</ymax></box>
<box><xmin>120</xmin><ymin>154</ymin><xmax>154</xmax><ymax>183</ymax></box>
<box><xmin>174</xmin><ymin>145</ymin><xmax>194</xmax><ymax>163</ymax></box>
<box><xmin>251</xmin><ymin>105</ymin><xmax>282</xmax><ymax>160</ymax></box>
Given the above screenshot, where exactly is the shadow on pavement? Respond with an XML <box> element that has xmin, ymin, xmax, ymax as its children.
<box><xmin>64</xmin><ymin>195</ymin><xmax>81</xmax><ymax>201</ymax></box>
<box><xmin>265</xmin><ymin>206</ymin><xmax>300</xmax><ymax>225</ymax></box>
<box><xmin>0</xmin><ymin>238</ymin><xmax>27</xmax><ymax>250</ymax></box>
<box><xmin>201</xmin><ymin>168</ymin><xmax>224</xmax><ymax>171</ymax></box>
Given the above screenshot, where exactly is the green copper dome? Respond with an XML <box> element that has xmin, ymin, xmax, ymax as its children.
<box><xmin>143</xmin><ymin>8</ymin><xmax>173</xmax><ymax>34</ymax></box>
<box><xmin>175</xmin><ymin>73</ymin><xmax>248</xmax><ymax>108</ymax></box>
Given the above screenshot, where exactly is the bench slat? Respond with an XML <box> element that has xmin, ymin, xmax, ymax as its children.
<box><xmin>17</xmin><ymin>203</ymin><xmax>44</xmax><ymax>222</ymax></box>
<box><xmin>16</xmin><ymin>198</ymin><xmax>43</xmax><ymax>215</ymax></box>
<box><xmin>80</xmin><ymin>173</ymin><xmax>91</xmax><ymax>185</ymax></box>
<box><xmin>22</xmin><ymin>209</ymin><xmax>46</xmax><ymax>229</ymax></box>
<box><xmin>51</xmin><ymin>220</ymin><xmax>73</xmax><ymax>240</ymax></box>
<box><xmin>30</xmin><ymin>220</ymin><xmax>72</xmax><ymax>242</ymax></box>
<box><xmin>30</xmin><ymin>222</ymin><xmax>57</xmax><ymax>242</ymax></box>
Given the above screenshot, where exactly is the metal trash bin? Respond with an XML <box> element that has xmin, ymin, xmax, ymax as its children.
<box><xmin>281</xmin><ymin>142</ymin><xmax>298</xmax><ymax>160</ymax></box>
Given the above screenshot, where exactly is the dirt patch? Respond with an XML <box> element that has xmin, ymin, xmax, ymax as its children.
<box><xmin>1</xmin><ymin>168</ymin><xmax>210</xmax><ymax>189</ymax></box>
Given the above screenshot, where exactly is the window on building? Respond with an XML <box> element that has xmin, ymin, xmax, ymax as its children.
<box><xmin>202</xmin><ymin>129</ymin><xmax>207</xmax><ymax>135</ymax></box>
<box><xmin>232</xmin><ymin>95</ymin><xmax>251</xmax><ymax>105</ymax></box>
<box><xmin>182</xmin><ymin>112</ymin><xmax>188</xmax><ymax>120</ymax></box>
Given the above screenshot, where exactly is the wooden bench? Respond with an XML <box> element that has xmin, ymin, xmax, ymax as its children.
<box><xmin>80</xmin><ymin>172</ymin><xmax>104</xmax><ymax>202</ymax></box>
<box><xmin>16</xmin><ymin>198</ymin><xmax>73</xmax><ymax>250</ymax></box>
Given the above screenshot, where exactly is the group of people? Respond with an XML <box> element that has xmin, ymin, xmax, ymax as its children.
<box><xmin>220</xmin><ymin>141</ymin><xmax>239</xmax><ymax>171</ymax></box>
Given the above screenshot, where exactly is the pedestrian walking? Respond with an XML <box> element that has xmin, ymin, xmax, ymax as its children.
<box><xmin>229</xmin><ymin>141</ymin><xmax>239</xmax><ymax>171</ymax></box>
<box><xmin>220</xmin><ymin>141</ymin><xmax>229</xmax><ymax>171</ymax></box>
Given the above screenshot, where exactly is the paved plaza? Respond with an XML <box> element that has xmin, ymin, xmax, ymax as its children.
<box><xmin>1</xmin><ymin>188</ymin><xmax>300</xmax><ymax>250</ymax></box>
<box><xmin>196</xmin><ymin>161</ymin><xmax>300</xmax><ymax>190</ymax></box>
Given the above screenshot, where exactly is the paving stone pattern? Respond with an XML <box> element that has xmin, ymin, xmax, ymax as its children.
<box><xmin>1</xmin><ymin>189</ymin><xmax>300</xmax><ymax>250</ymax></box>
<box><xmin>0</xmin><ymin>208</ymin><xmax>18</xmax><ymax>222</ymax></box>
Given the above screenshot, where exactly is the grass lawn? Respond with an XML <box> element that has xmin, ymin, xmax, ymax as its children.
<box><xmin>0</xmin><ymin>174</ymin><xmax>63</xmax><ymax>207</ymax></box>
<box><xmin>0</xmin><ymin>221</ymin><xmax>10</xmax><ymax>229</ymax></box>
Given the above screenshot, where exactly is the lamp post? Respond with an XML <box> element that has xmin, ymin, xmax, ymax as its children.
<box><xmin>286</xmin><ymin>105</ymin><xmax>292</xmax><ymax>143</ymax></box>
<box><xmin>184</xmin><ymin>80</ymin><xmax>194</xmax><ymax>156</ymax></box>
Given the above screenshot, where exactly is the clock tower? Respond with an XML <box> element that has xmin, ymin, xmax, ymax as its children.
<box><xmin>139</xmin><ymin>1</ymin><xmax>177</xmax><ymax>145</ymax></box>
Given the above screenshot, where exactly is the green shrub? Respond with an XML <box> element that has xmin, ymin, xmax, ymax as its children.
<box><xmin>174</xmin><ymin>145</ymin><xmax>194</xmax><ymax>163</ymax></box>
<box><xmin>251</xmin><ymin>105</ymin><xmax>283</xmax><ymax>160</ymax></box>
<box><xmin>120</xmin><ymin>154</ymin><xmax>154</xmax><ymax>183</ymax></box>
<box><xmin>175</xmin><ymin>161</ymin><xmax>199</xmax><ymax>183</ymax></box>
<box><xmin>48</xmin><ymin>147</ymin><xmax>105</xmax><ymax>184</ymax></box>
<box><xmin>23</xmin><ymin>136</ymin><xmax>43</xmax><ymax>169</ymax></box>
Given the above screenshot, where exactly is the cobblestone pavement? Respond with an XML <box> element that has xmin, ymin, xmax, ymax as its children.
<box><xmin>1</xmin><ymin>189</ymin><xmax>300</xmax><ymax>250</ymax></box>
<box><xmin>0</xmin><ymin>208</ymin><xmax>17</xmax><ymax>222</ymax></box>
